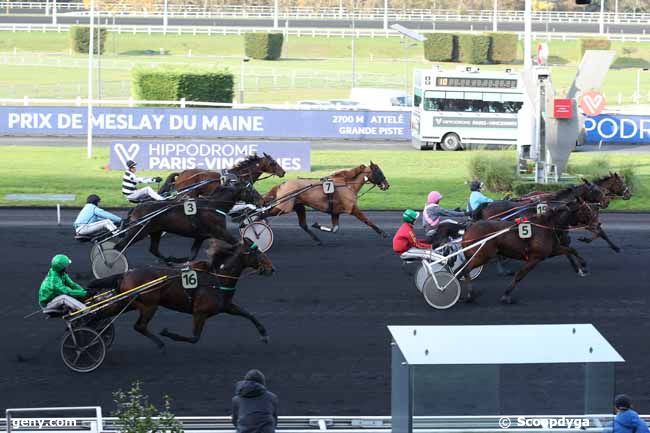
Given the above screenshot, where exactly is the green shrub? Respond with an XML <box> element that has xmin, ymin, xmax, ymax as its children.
<box><xmin>244</xmin><ymin>33</ymin><xmax>284</xmax><ymax>60</ymax></box>
<box><xmin>617</xmin><ymin>166</ymin><xmax>641</xmax><ymax>194</ymax></box>
<box><xmin>423</xmin><ymin>33</ymin><xmax>457</xmax><ymax>62</ymax></box>
<box><xmin>112</xmin><ymin>381</ymin><xmax>183</xmax><ymax>433</ymax></box>
<box><xmin>458</xmin><ymin>34</ymin><xmax>491</xmax><ymax>64</ymax></box>
<box><xmin>487</xmin><ymin>32</ymin><xmax>518</xmax><ymax>63</ymax></box>
<box><xmin>580</xmin><ymin>38</ymin><xmax>611</xmax><ymax>58</ymax></box>
<box><xmin>468</xmin><ymin>151</ymin><xmax>517</xmax><ymax>192</ymax></box>
<box><xmin>131</xmin><ymin>66</ymin><xmax>234</xmax><ymax>105</ymax></box>
<box><xmin>566</xmin><ymin>155</ymin><xmax>611</xmax><ymax>179</ymax></box>
<box><xmin>70</xmin><ymin>26</ymin><xmax>107</xmax><ymax>54</ymax></box>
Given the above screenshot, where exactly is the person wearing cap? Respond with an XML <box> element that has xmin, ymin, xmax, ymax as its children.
<box><xmin>231</xmin><ymin>369</ymin><xmax>279</xmax><ymax>433</ymax></box>
<box><xmin>122</xmin><ymin>159</ymin><xmax>165</xmax><ymax>202</ymax></box>
<box><xmin>605</xmin><ymin>395</ymin><xmax>650</xmax><ymax>433</ymax></box>
<box><xmin>422</xmin><ymin>191</ymin><xmax>468</xmax><ymax>234</ymax></box>
<box><xmin>38</xmin><ymin>254</ymin><xmax>88</xmax><ymax>312</ymax></box>
<box><xmin>467</xmin><ymin>180</ymin><xmax>493</xmax><ymax>215</ymax></box>
<box><xmin>392</xmin><ymin>209</ymin><xmax>432</xmax><ymax>255</ymax></box>
<box><xmin>73</xmin><ymin>194</ymin><xmax>122</xmax><ymax>237</ymax></box>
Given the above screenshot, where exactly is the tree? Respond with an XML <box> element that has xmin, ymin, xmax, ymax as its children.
<box><xmin>112</xmin><ymin>381</ymin><xmax>184</xmax><ymax>433</ymax></box>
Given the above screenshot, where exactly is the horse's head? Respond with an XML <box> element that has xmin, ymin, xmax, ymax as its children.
<box><xmin>208</xmin><ymin>238</ymin><xmax>275</xmax><ymax>277</ymax></box>
<box><xmin>600</xmin><ymin>172</ymin><xmax>632</xmax><ymax>200</ymax></box>
<box><xmin>368</xmin><ymin>161</ymin><xmax>390</xmax><ymax>191</ymax></box>
<box><xmin>240</xmin><ymin>238</ymin><xmax>275</xmax><ymax>276</ymax></box>
<box><xmin>227</xmin><ymin>176</ymin><xmax>264</xmax><ymax>207</ymax></box>
<box><xmin>581</xmin><ymin>179</ymin><xmax>610</xmax><ymax>208</ymax></box>
<box><xmin>260</xmin><ymin>152</ymin><xmax>286</xmax><ymax>178</ymax></box>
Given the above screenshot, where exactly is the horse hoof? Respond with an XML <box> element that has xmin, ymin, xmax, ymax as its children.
<box><xmin>160</xmin><ymin>328</ymin><xmax>169</xmax><ymax>336</ymax></box>
<box><xmin>311</xmin><ymin>222</ymin><xmax>321</xmax><ymax>229</ymax></box>
<box><xmin>500</xmin><ymin>295</ymin><xmax>516</xmax><ymax>304</ymax></box>
<box><xmin>613</xmin><ymin>247</ymin><xmax>621</xmax><ymax>253</ymax></box>
<box><xmin>158</xmin><ymin>345</ymin><xmax>167</xmax><ymax>355</ymax></box>
<box><xmin>260</xmin><ymin>335</ymin><xmax>270</xmax><ymax>344</ymax></box>
<box><xmin>578</xmin><ymin>269</ymin><xmax>590</xmax><ymax>277</ymax></box>
<box><xmin>460</xmin><ymin>295</ymin><xmax>475</xmax><ymax>304</ymax></box>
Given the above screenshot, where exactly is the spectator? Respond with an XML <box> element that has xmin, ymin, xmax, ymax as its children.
<box><xmin>607</xmin><ymin>395</ymin><xmax>650</xmax><ymax>433</ymax></box>
<box><xmin>232</xmin><ymin>369</ymin><xmax>279</xmax><ymax>433</ymax></box>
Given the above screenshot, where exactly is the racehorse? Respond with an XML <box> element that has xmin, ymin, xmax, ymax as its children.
<box><xmin>89</xmin><ymin>238</ymin><xmax>274</xmax><ymax>351</ymax></box>
<box><xmin>158</xmin><ymin>153</ymin><xmax>286</xmax><ymax>198</ymax></box>
<box><xmin>115</xmin><ymin>179</ymin><xmax>262</xmax><ymax>263</ymax></box>
<box><xmin>457</xmin><ymin>199</ymin><xmax>600</xmax><ymax>304</ymax></box>
<box><xmin>261</xmin><ymin>162</ymin><xmax>390</xmax><ymax>244</ymax></box>
<box><xmin>517</xmin><ymin>172</ymin><xmax>631</xmax><ymax>202</ymax></box>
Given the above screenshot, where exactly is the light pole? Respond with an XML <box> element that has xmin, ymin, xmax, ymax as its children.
<box><xmin>636</xmin><ymin>68</ymin><xmax>649</xmax><ymax>103</ymax></box>
<box><xmin>351</xmin><ymin>0</ymin><xmax>356</xmax><ymax>88</ymax></box>
<box><xmin>383</xmin><ymin>0</ymin><xmax>388</xmax><ymax>31</ymax></box>
<box><xmin>599</xmin><ymin>0</ymin><xmax>605</xmax><ymax>34</ymax></box>
<box><xmin>52</xmin><ymin>0</ymin><xmax>57</xmax><ymax>25</ymax></box>
<box><xmin>239</xmin><ymin>57</ymin><xmax>250</xmax><ymax>104</ymax></box>
<box><xmin>389</xmin><ymin>24</ymin><xmax>426</xmax><ymax>103</ymax></box>
<box><xmin>87</xmin><ymin>0</ymin><xmax>95</xmax><ymax>159</ymax></box>
<box><xmin>163</xmin><ymin>0</ymin><xmax>168</xmax><ymax>33</ymax></box>
<box><xmin>492</xmin><ymin>0</ymin><xmax>497</xmax><ymax>32</ymax></box>
<box><xmin>524</xmin><ymin>0</ymin><xmax>532</xmax><ymax>69</ymax></box>
<box><xmin>273</xmin><ymin>0</ymin><xmax>279</xmax><ymax>29</ymax></box>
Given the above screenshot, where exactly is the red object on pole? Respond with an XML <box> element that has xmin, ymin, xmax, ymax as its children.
<box><xmin>553</xmin><ymin>99</ymin><xmax>574</xmax><ymax>119</ymax></box>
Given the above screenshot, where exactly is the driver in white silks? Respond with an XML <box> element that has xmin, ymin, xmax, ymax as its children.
<box><xmin>122</xmin><ymin>160</ymin><xmax>165</xmax><ymax>203</ymax></box>
<box><xmin>422</xmin><ymin>191</ymin><xmax>469</xmax><ymax>248</ymax></box>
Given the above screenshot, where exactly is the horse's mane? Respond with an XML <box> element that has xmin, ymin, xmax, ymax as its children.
<box><xmin>330</xmin><ymin>164</ymin><xmax>366</xmax><ymax>179</ymax></box>
<box><xmin>206</xmin><ymin>240</ymin><xmax>237</xmax><ymax>268</ymax></box>
<box><xmin>231</xmin><ymin>154</ymin><xmax>262</xmax><ymax>171</ymax></box>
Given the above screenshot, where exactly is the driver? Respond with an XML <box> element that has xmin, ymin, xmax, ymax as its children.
<box><xmin>467</xmin><ymin>180</ymin><xmax>493</xmax><ymax>216</ymax></box>
<box><xmin>392</xmin><ymin>209</ymin><xmax>432</xmax><ymax>255</ymax></box>
<box><xmin>39</xmin><ymin>254</ymin><xmax>88</xmax><ymax>312</ymax></box>
<box><xmin>73</xmin><ymin>194</ymin><xmax>122</xmax><ymax>237</ymax></box>
<box><xmin>423</xmin><ymin>191</ymin><xmax>468</xmax><ymax>235</ymax></box>
<box><xmin>122</xmin><ymin>160</ymin><xmax>165</xmax><ymax>202</ymax></box>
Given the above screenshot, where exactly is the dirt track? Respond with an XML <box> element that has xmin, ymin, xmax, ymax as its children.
<box><xmin>1</xmin><ymin>210</ymin><xmax>649</xmax><ymax>416</ymax></box>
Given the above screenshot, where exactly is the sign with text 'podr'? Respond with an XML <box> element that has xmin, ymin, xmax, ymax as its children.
<box><xmin>109</xmin><ymin>141</ymin><xmax>310</xmax><ymax>172</ymax></box>
<box><xmin>585</xmin><ymin>114</ymin><xmax>650</xmax><ymax>143</ymax></box>
<box><xmin>0</xmin><ymin>106</ymin><xmax>409</xmax><ymax>140</ymax></box>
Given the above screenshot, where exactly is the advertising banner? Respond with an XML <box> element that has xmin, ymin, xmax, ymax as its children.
<box><xmin>0</xmin><ymin>106</ymin><xmax>410</xmax><ymax>140</ymax></box>
<box><xmin>109</xmin><ymin>140</ymin><xmax>311</xmax><ymax>172</ymax></box>
<box><xmin>585</xmin><ymin>114</ymin><xmax>650</xmax><ymax>143</ymax></box>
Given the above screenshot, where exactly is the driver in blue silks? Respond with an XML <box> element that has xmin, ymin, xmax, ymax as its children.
<box><xmin>467</xmin><ymin>180</ymin><xmax>493</xmax><ymax>215</ymax></box>
<box><xmin>74</xmin><ymin>194</ymin><xmax>122</xmax><ymax>237</ymax></box>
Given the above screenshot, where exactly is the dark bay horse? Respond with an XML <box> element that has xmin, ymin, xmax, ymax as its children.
<box><xmin>158</xmin><ymin>153</ymin><xmax>286</xmax><ymax>198</ymax></box>
<box><xmin>115</xmin><ymin>180</ymin><xmax>262</xmax><ymax>263</ymax></box>
<box><xmin>261</xmin><ymin>162</ymin><xmax>390</xmax><ymax>244</ymax></box>
<box><xmin>458</xmin><ymin>200</ymin><xmax>599</xmax><ymax>304</ymax></box>
<box><xmin>518</xmin><ymin>172</ymin><xmax>631</xmax><ymax>202</ymax></box>
<box><xmin>89</xmin><ymin>238</ymin><xmax>275</xmax><ymax>351</ymax></box>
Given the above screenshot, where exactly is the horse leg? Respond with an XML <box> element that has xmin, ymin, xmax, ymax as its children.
<box><xmin>495</xmin><ymin>255</ymin><xmax>515</xmax><ymax>277</ymax></box>
<box><xmin>295</xmin><ymin>203</ymin><xmax>323</xmax><ymax>245</ymax></box>
<box><xmin>225</xmin><ymin>302</ymin><xmax>270</xmax><ymax>343</ymax></box>
<box><xmin>556</xmin><ymin>245</ymin><xmax>589</xmax><ymax>277</ymax></box>
<box><xmin>133</xmin><ymin>304</ymin><xmax>166</xmax><ymax>352</ymax></box>
<box><xmin>500</xmin><ymin>258</ymin><xmax>542</xmax><ymax>304</ymax></box>
<box><xmin>189</xmin><ymin>239</ymin><xmax>203</xmax><ymax>261</ymax></box>
<box><xmin>160</xmin><ymin>313</ymin><xmax>208</xmax><ymax>344</ymax></box>
<box><xmin>148</xmin><ymin>232</ymin><xmax>172</xmax><ymax>264</ymax></box>
<box><xmin>312</xmin><ymin>213</ymin><xmax>340</xmax><ymax>233</ymax></box>
<box><xmin>350</xmin><ymin>205</ymin><xmax>388</xmax><ymax>238</ymax></box>
<box><xmin>594</xmin><ymin>225</ymin><xmax>621</xmax><ymax>253</ymax></box>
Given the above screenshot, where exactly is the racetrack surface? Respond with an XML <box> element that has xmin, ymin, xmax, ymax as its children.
<box><xmin>1</xmin><ymin>210</ymin><xmax>649</xmax><ymax>416</ymax></box>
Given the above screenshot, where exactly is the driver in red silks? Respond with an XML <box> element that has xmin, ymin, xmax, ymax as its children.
<box><xmin>392</xmin><ymin>209</ymin><xmax>432</xmax><ymax>255</ymax></box>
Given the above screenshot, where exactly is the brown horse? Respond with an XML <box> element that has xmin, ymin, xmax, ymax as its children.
<box><xmin>458</xmin><ymin>199</ymin><xmax>599</xmax><ymax>304</ymax></box>
<box><xmin>158</xmin><ymin>153</ymin><xmax>286</xmax><ymax>198</ymax></box>
<box><xmin>516</xmin><ymin>172</ymin><xmax>631</xmax><ymax>202</ymax></box>
<box><xmin>115</xmin><ymin>179</ymin><xmax>261</xmax><ymax>263</ymax></box>
<box><xmin>89</xmin><ymin>238</ymin><xmax>275</xmax><ymax>351</ymax></box>
<box><xmin>261</xmin><ymin>162</ymin><xmax>390</xmax><ymax>244</ymax></box>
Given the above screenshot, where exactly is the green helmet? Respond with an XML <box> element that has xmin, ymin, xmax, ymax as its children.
<box><xmin>51</xmin><ymin>254</ymin><xmax>72</xmax><ymax>272</ymax></box>
<box><xmin>402</xmin><ymin>209</ymin><xmax>419</xmax><ymax>223</ymax></box>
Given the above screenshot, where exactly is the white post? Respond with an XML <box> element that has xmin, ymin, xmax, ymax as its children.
<box><xmin>615</xmin><ymin>0</ymin><xmax>619</xmax><ymax>22</ymax></box>
<box><xmin>163</xmin><ymin>0</ymin><xmax>168</xmax><ymax>33</ymax></box>
<box><xmin>239</xmin><ymin>59</ymin><xmax>245</xmax><ymax>103</ymax></box>
<box><xmin>524</xmin><ymin>0</ymin><xmax>532</xmax><ymax>69</ymax></box>
<box><xmin>45</xmin><ymin>0</ymin><xmax>50</xmax><ymax>16</ymax></box>
<box><xmin>636</xmin><ymin>69</ymin><xmax>641</xmax><ymax>102</ymax></box>
<box><xmin>56</xmin><ymin>203</ymin><xmax>61</xmax><ymax>225</ymax></box>
<box><xmin>492</xmin><ymin>0</ymin><xmax>497</xmax><ymax>32</ymax></box>
<box><xmin>52</xmin><ymin>0</ymin><xmax>57</xmax><ymax>25</ymax></box>
<box><xmin>383</xmin><ymin>0</ymin><xmax>388</xmax><ymax>31</ymax></box>
<box><xmin>351</xmin><ymin>0</ymin><xmax>356</xmax><ymax>88</ymax></box>
<box><xmin>87</xmin><ymin>0</ymin><xmax>95</xmax><ymax>159</ymax></box>
<box><xmin>599</xmin><ymin>0</ymin><xmax>605</xmax><ymax>34</ymax></box>
<box><xmin>273</xmin><ymin>0</ymin><xmax>279</xmax><ymax>28</ymax></box>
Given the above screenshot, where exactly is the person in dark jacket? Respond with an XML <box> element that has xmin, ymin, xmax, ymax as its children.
<box><xmin>606</xmin><ymin>395</ymin><xmax>650</xmax><ymax>433</ymax></box>
<box><xmin>232</xmin><ymin>369</ymin><xmax>279</xmax><ymax>433</ymax></box>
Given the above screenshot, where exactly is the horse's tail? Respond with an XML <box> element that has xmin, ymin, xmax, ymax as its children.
<box><xmin>88</xmin><ymin>274</ymin><xmax>123</xmax><ymax>290</ymax></box>
<box><xmin>158</xmin><ymin>172</ymin><xmax>179</xmax><ymax>194</ymax></box>
<box><xmin>263</xmin><ymin>184</ymin><xmax>282</xmax><ymax>205</ymax></box>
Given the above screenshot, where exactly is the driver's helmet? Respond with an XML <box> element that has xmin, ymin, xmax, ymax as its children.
<box><xmin>126</xmin><ymin>160</ymin><xmax>137</xmax><ymax>169</ymax></box>
<box><xmin>470</xmin><ymin>180</ymin><xmax>482</xmax><ymax>192</ymax></box>
<box><xmin>402</xmin><ymin>209</ymin><xmax>419</xmax><ymax>223</ymax></box>
<box><xmin>51</xmin><ymin>254</ymin><xmax>72</xmax><ymax>272</ymax></box>
<box><xmin>86</xmin><ymin>194</ymin><xmax>101</xmax><ymax>205</ymax></box>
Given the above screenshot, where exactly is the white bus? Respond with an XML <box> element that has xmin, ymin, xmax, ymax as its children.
<box><xmin>411</xmin><ymin>67</ymin><xmax>524</xmax><ymax>150</ymax></box>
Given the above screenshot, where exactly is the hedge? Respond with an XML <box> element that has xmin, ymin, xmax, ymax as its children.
<box><xmin>580</xmin><ymin>38</ymin><xmax>611</xmax><ymax>58</ymax></box>
<box><xmin>423</xmin><ymin>33</ymin><xmax>456</xmax><ymax>62</ymax></box>
<box><xmin>244</xmin><ymin>33</ymin><xmax>284</xmax><ymax>60</ymax></box>
<box><xmin>487</xmin><ymin>32</ymin><xmax>518</xmax><ymax>63</ymax></box>
<box><xmin>131</xmin><ymin>66</ymin><xmax>234</xmax><ymax>105</ymax></box>
<box><xmin>70</xmin><ymin>26</ymin><xmax>107</xmax><ymax>54</ymax></box>
<box><xmin>458</xmin><ymin>34</ymin><xmax>491</xmax><ymax>64</ymax></box>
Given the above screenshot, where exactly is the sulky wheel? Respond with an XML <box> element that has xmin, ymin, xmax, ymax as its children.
<box><xmin>60</xmin><ymin>327</ymin><xmax>106</xmax><ymax>373</ymax></box>
<box><xmin>92</xmin><ymin>249</ymin><xmax>128</xmax><ymax>279</ymax></box>
<box><xmin>415</xmin><ymin>262</ymin><xmax>444</xmax><ymax>293</ymax></box>
<box><xmin>90</xmin><ymin>319</ymin><xmax>115</xmax><ymax>349</ymax></box>
<box><xmin>422</xmin><ymin>271</ymin><xmax>461</xmax><ymax>310</ymax></box>
<box><xmin>241</xmin><ymin>222</ymin><xmax>274</xmax><ymax>252</ymax></box>
<box><xmin>468</xmin><ymin>265</ymin><xmax>483</xmax><ymax>281</ymax></box>
<box><xmin>90</xmin><ymin>242</ymin><xmax>116</xmax><ymax>264</ymax></box>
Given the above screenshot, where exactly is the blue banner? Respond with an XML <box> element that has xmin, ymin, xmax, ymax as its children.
<box><xmin>110</xmin><ymin>140</ymin><xmax>310</xmax><ymax>172</ymax></box>
<box><xmin>585</xmin><ymin>114</ymin><xmax>650</xmax><ymax>143</ymax></box>
<box><xmin>0</xmin><ymin>106</ymin><xmax>410</xmax><ymax>140</ymax></box>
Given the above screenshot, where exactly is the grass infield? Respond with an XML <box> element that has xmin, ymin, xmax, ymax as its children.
<box><xmin>0</xmin><ymin>146</ymin><xmax>648</xmax><ymax>211</ymax></box>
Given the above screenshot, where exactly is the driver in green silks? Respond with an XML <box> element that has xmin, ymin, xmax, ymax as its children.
<box><xmin>39</xmin><ymin>254</ymin><xmax>88</xmax><ymax>312</ymax></box>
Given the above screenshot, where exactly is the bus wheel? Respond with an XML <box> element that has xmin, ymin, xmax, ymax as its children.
<box><xmin>440</xmin><ymin>133</ymin><xmax>462</xmax><ymax>151</ymax></box>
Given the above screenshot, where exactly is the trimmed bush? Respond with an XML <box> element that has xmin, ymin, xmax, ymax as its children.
<box><xmin>458</xmin><ymin>34</ymin><xmax>491</xmax><ymax>64</ymax></box>
<box><xmin>468</xmin><ymin>151</ymin><xmax>517</xmax><ymax>192</ymax></box>
<box><xmin>487</xmin><ymin>32</ymin><xmax>518</xmax><ymax>63</ymax></box>
<box><xmin>244</xmin><ymin>33</ymin><xmax>284</xmax><ymax>60</ymax></box>
<box><xmin>70</xmin><ymin>26</ymin><xmax>107</xmax><ymax>54</ymax></box>
<box><xmin>131</xmin><ymin>66</ymin><xmax>234</xmax><ymax>105</ymax></box>
<box><xmin>423</xmin><ymin>33</ymin><xmax>456</xmax><ymax>62</ymax></box>
<box><xmin>580</xmin><ymin>38</ymin><xmax>611</xmax><ymax>58</ymax></box>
